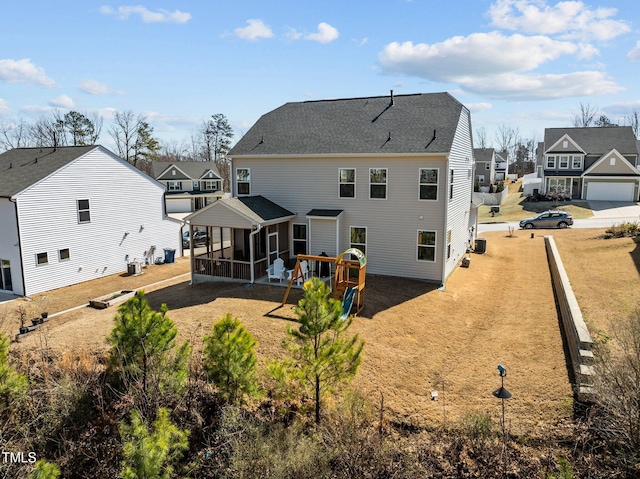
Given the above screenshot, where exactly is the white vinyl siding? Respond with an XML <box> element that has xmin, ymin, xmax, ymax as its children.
<box><xmin>15</xmin><ymin>148</ymin><xmax>181</xmax><ymax>296</ymax></box>
<box><xmin>309</xmin><ymin>218</ymin><xmax>337</xmax><ymax>257</ymax></box>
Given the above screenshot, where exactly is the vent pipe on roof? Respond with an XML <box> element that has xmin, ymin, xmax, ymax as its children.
<box><xmin>390</xmin><ymin>89</ymin><xmax>394</xmax><ymax>106</ymax></box>
<box><xmin>425</xmin><ymin>129</ymin><xmax>437</xmax><ymax>149</ymax></box>
<box><xmin>9</xmin><ymin>163</ymin><xmax>12</xmax><ymax>169</ymax></box>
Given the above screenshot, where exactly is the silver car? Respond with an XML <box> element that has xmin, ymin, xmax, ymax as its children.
<box><xmin>519</xmin><ymin>211</ymin><xmax>573</xmax><ymax>229</ymax></box>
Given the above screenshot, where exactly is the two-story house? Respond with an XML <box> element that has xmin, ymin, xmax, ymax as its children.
<box><xmin>537</xmin><ymin>126</ymin><xmax>640</xmax><ymax>201</ymax></box>
<box><xmin>151</xmin><ymin>161</ymin><xmax>224</xmax><ymax>216</ymax></box>
<box><xmin>185</xmin><ymin>92</ymin><xmax>475</xmax><ymax>286</ymax></box>
<box><xmin>0</xmin><ymin>146</ymin><xmax>182</xmax><ymax>297</ymax></box>
<box><xmin>473</xmin><ymin>148</ymin><xmax>496</xmax><ymax>187</ymax></box>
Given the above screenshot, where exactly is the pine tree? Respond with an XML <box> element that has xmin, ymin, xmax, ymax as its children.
<box><xmin>0</xmin><ymin>332</ymin><xmax>27</xmax><ymax>409</ymax></box>
<box><xmin>203</xmin><ymin>312</ymin><xmax>259</xmax><ymax>404</ymax></box>
<box><xmin>29</xmin><ymin>460</ymin><xmax>60</xmax><ymax>479</ymax></box>
<box><xmin>107</xmin><ymin>291</ymin><xmax>191</xmax><ymax>408</ymax></box>
<box><xmin>285</xmin><ymin>278</ymin><xmax>364</xmax><ymax>423</ymax></box>
<box><xmin>119</xmin><ymin>408</ymin><xmax>189</xmax><ymax>479</ymax></box>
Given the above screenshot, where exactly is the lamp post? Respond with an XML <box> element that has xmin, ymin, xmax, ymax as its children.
<box><xmin>492</xmin><ymin>364</ymin><xmax>512</xmax><ymax>439</ymax></box>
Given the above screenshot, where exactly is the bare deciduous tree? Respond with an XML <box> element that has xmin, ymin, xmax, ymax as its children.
<box><xmin>0</xmin><ymin>118</ymin><xmax>29</xmax><ymax>152</ymax></box>
<box><xmin>109</xmin><ymin>110</ymin><xmax>160</xmax><ymax>169</ymax></box>
<box><xmin>572</xmin><ymin>102</ymin><xmax>598</xmax><ymax>127</ymax></box>
<box><xmin>28</xmin><ymin>111</ymin><xmax>66</xmax><ymax>147</ymax></box>
<box><xmin>474</xmin><ymin>127</ymin><xmax>488</xmax><ymax>149</ymax></box>
<box><xmin>625</xmin><ymin>109</ymin><xmax>640</xmax><ymax>139</ymax></box>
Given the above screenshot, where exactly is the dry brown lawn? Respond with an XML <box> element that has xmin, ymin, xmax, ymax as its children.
<box><xmin>6</xmin><ymin>228</ymin><xmax>635</xmax><ymax>435</ymax></box>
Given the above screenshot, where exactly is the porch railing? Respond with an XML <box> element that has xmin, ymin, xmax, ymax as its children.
<box><xmin>193</xmin><ymin>256</ymin><xmax>251</xmax><ymax>281</ymax></box>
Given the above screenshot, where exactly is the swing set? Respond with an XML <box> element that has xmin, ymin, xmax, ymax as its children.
<box><xmin>281</xmin><ymin>248</ymin><xmax>367</xmax><ymax>317</ymax></box>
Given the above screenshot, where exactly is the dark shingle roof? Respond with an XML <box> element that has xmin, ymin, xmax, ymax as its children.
<box><xmin>544</xmin><ymin>126</ymin><xmax>637</xmax><ymax>155</ymax></box>
<box><xmin>150</xmin><ymin>161</ymin><xmax>221</xmax><ymax>180</ymax></box>
<box><xmin>306</xmin><ymin>209</ymin><xmax>343</xmax><ymax>217</ymax></box>
<box><xmin>473</xmin><ymin>148</ymin><xmax>494</xmax><ymax>162</ymax></box>
<box><xmin>226</xmin><ymin>196</ymin><xmax>294</xmax><ymax>223</ymax></box>
<box><xmin>229</xmin><ymin>92</ymin><xmax>466</xmax><ymax>156</ymax></box>
<box><xmin>0</xmin><ymin>146</ymin><xmax>97</xmax><ymax>197</ymax></box>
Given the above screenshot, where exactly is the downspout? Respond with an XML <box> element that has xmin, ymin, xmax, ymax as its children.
<box><xmin>10</xmin><ymin>198</ymin><xmax>27</xmax><ymax>297</ymax></box>
<box><xmin>249</xmin><ymin>224</ymin><xmax>262</xmax><ymax>283</ymax></box>
<box><xmin>440</xmin><ymin>155</ymin><xmax>450</xmax><ymax>290</ymax></box>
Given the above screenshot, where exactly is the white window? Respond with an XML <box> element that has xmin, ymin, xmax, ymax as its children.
<box><xmin>477</xmin><ymin>175</ymin><xmax>485</xmax><ymax>183</ymax></box>
<box><xmin>572</xmin><ymin>156</ymin><xmax>583</xmax><ymax>169</ymax></box>
<box><xmin>546</xmin><ymin>156</ymin><xmax>556</xmax><ymax>169</ymax></box>
<box><xmin>192</xmin><ymin>181</ymin><xmax>200</xmax><ymax>190</ymax></box>
<box><xmin>350</xmin><ymin>226</ymin><xmax>367</xmax><ymax>256</ymax></box>
<box><xmin>36</xmin><ymin>252</ymin><xmax>48</xmax><ymax>266</ymax></box>
<box><xmin>339</xmin><ymin>168</ymin><xmax>356</xmax><ymax>198</ymax></box>
<box><xmin>559</xmin><ymin>156</ymin><xmax>569</xmax><ymax>169</ymax></box>
<box><xmin>236</xmin><ymin>168</ymin><xmax>251</xmax><ymax>195</ymax></box>
<box><xmin>77</xmin><ymin>199</ymin><xmax>91</xmax><ymax>223</ymax></box>
<box><xmin>167</xmin><ymin>181</ymin><xmax>182</xmax><ymax>191</ymax></box>
<box><xmin>369</xmin><ymin>168</ymin><xmax>387</xmax><ymax>199</ymax></box>
<box><xmin>548</xmin><ymin>178</ymin><xmax>567</xmax><ymax>192</ymax></box>
<box><xmin>59</xmin><ymin>248</ymin><xmax>70</xmax><ymax>261</ymax></box>
<box><xmin>485</xmin><ymin>163</ymin><xmax>490</xmax><ymax>170</ymax></box>
<box><xmin>417</xmin><ymin>230</ymin><xmax>436</xmax><ymax>262</ymax></box>
<box><xmin>203</xmin><ymin>180</ymin><xmax>219</xmax><ymax>190</ymax></box>
<box><xmin>419</xmin><ymin>168</ymin><xmax>438</xmax><ymax>201</ymax></box>
<box><xmin>292</xmin><ymin>224</ymin><xmax>307</xmax><ymax>256</ymax></box>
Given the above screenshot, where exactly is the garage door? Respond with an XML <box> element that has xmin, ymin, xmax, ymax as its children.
<box><xmin>586</xmin><ymin>182</ymin><xmax>636</xmax><ymax>201</ymax></box>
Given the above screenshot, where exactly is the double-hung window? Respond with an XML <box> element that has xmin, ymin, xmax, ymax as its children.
<box><xmin>559</xmin><ymin>156</ymin><xmax>569</xmax><ymax>169</ymax></box>
<box><xmin>369</xmin><ymin>168</ymin><xmax>387</xmax><ymax>199</ymax></box>
<box><xmin>417</xmin><ymin>230</ymin><xmax>436</xmax><ymax>262</ymax></box>
<box><xmin>77</xmin><ymin>199</ymin><xmax>91</xmax><ymax>223</ymax></box>
<box><xmin>292</xmin><ymin>224</ymin><xmax>307</xmax><ymax>255</ymax></box>
<box><xmin>350</xmin><ymin>226</ymin><xmax>366</xmax><ymax>256</ymax></box>
<box><xmin>236</xmin><ymin>169</ymin><xmax>251</xmax><ymax>195</ymax></box>
<box><xmin>339</xmin><ymin>168</ymin><xmax>356</xmax><ymax>198</ymax></box>
<box><xmin>167</xmin><ymin>181</ymin><xmax>182</xmax><ymax>191</ymax></box>
<box><xmin>419</xmin><ymin>168</ymin><xmax>438</xmax><ymax>200</ymax></box>
<box><xmin>572</xmin><ymin>156</ymin><xmax>583</xmax><ymax>169</ymax></box>
<box><xmin>546</xmin><ymin>156</ymin><xmax>556</xmax><ymax>169</ymax></box>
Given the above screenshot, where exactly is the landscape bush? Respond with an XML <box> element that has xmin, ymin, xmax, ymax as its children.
<box><xmin>604</xmin><ymin>221</ymin><xmax>640</xmax><ymax>238</ymax></box>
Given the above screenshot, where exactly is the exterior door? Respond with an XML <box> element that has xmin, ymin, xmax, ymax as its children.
<box><xmin>571</xmin><ymin>178</ymin><xmax>581</xmax><ymax>199</ymax></box>
<box><xmin>268</xmin><ymin>232</ymin><xmax>279</xmax><ymax>266</ymax></box>
<box><xmin>0</xmin><ymin>259</ymin><xmax>12</xmax><ymax>291</ymax></box>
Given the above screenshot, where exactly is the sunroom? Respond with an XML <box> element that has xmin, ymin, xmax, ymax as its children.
<box><xmin>184</xmin><ymin>196</ymin><xmax>295</xmax><ymax>284</ymax></box>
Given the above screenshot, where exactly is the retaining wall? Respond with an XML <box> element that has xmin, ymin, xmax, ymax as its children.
<box><xmin>544</xmin><ymin>235</ymin><xmax>594</xmax><ymax>402</ymax></box>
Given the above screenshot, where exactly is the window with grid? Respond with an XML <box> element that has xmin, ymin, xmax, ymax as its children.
<box><xmin>350</xmin><ymin>226</ymin><xmax>366</xmax><ymax>256</ymax></box>
<box><xmin>236</xmin><ymin>169</ymin><xmax>251</xmax><ymax>195</ymax></box>
<box><xmin>417</xmin><ymin>230</ymin><xmax>436</xmax><ymax>262</ymax></box>
<box><xmin>292</xmin><ymin>224</ymin><xmax>307</xmax><ymax>255</ymax></box>
<box><xmin>419</xmin><ymin>168</ymin><xmax>438</xmax><ymax>200</ymax></box>
<box><xmin>339</xmin><ymin>168</ymin><xmax>356</xmax><ymax>198</ymax></box>
<box><xmin>369</xmin><ymin>168</ymin><xmax>387</xmax><ymax>199</ymax></box>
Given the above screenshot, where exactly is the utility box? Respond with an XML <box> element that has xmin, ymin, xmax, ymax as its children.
<box><xmin>127</xmin><ymin>262</ymin><xmax>141</xmax><ymax>275</ymax></box>
<box><xmin>475</xmin><ymin>238</ymin><xmax>487</xmax><ymax>254</ymax></box>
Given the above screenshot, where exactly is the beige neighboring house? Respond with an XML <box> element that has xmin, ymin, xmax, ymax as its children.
<box><xmin>185</xmin><ymin>92</ymin><xmax>476</xmax><ymax>286</ymax></box>
<box><xmin>537</xmin><ymin>126</ymin><xmax>640</xmax><ymax>201</ymax></box>
<box><xmin>151</xmin><ymin>161</ymin><xmax>224</xmax><ymax>219</ymax></box>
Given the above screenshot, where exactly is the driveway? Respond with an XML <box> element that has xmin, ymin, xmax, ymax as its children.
<box><xmin>587</xmin><ymin>201</ymin><xmax>640</xmax><ymax>218</ymax></box>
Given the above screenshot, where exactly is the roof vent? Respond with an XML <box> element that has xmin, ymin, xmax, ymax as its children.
<box><xmin>390</xmin><ymin>89</ymin><xmax>394</xmax><ymax>106</ymax></box>
<box><xmin>9</xmin><ymin>162</ymin><xmax>12</xmax><ymax>169</ymax></box>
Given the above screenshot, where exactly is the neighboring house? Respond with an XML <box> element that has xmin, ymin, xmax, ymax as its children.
<box><xmin>537</xmin><ymin>126</ymin><xmax>640</xmax><ymax>201</ymax></box>
<box><xmin>473</xmin><ymin>148</ymin><xmax>496</xmax><ymax>187</ymax></box>
<box><xmin>494</xmin><ymin>152</ymin><xmax>507</xmax><ymax>181</ymax></box>
<box><xmin>186</xmin><ymin>92</ymin><xmax>475</xmax><ymax>286</ymax></box>
<box><xmin>0</xmin><ymin>146</ymin><xmax>182</xmax><ymax>297</ymax></box>
<box><xmin>151</xmin><ymin>161</ymin><xmax>224</xmax><ymax>216</ymax></box>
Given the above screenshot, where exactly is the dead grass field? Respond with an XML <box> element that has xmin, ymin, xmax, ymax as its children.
<box><xmin>6</xmin><ymin>227</ymin><xmax>635</xmax><ymax>436</ymax></box>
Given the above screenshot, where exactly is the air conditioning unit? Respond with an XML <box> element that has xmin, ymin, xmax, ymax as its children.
<box><xmin>127</xmin><ymin>262</ymin><xmax>141</xmax><ymax>275</ymax></box>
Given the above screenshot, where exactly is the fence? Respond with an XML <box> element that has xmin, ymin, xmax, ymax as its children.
<box><xmin>544</xmin><ymin>236</ymin><xmax>594</xmax><ymax>402</ymax></box>
<box><xmin>472</xmin><ymin>187</ymin><xmax>509</xmax><ymax>206</ymax></box>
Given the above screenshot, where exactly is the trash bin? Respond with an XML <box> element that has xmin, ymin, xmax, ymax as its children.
<box><xmin>163</xmin><ymin>248</ymin><xmax>176</xmax><ymax>264</ymax></box>
<box><xmin>475</xmin><ymin>238</ymin><xmax>487</xmax><ymax>254</ymax></box>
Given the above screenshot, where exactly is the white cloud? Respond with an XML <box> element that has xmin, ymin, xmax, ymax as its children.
<box><xmin>305</xmin><ymin>22</ymin><xmax>339</xmax><ymax>44</ymax></box>
<box><xmin>49</xmin><ymin>95</ymin><xmax>74</xmax><ymax>109</ymax></box>
<box><xmin>100</xmin><ymin>5</ymin><xmax>191</xmax><ymax>24</ymax></box>
<box><xmin>627</xmin><ymin>40</ymin><xmax>640</xmax><ymax>62</ymax></box>
<box><xmin>233</xmin><ymin>19</ymin><xmax>273</xmax><ymax>41</ymax></box>
<box><xmin>0</xmin><ymin>58</ymin><xmax>55</xmax><ymax>87</ymax></box>
<box><xmin>460</xmin><ymin>71</ymin><xmax>622</xmax><ymax>100</ymax></box>
<box><xmin>0</xmin><ymin>98</ymin><xmax>9</xmax><ymax>115</ymax></box>
<box><xmin>466</xmin><ymin>102</ymin><xmax>493</xmax><ymax>114</ymax></box>
<box><xmin>285</xmin><ymin>27</ymin><xmax>303</xmax><ymax>41</ymax></box>
<box><xmin>487</xmin><ymin>0</ymin><xmax>630</xmax><ymax>41</ymax></box>
<box><xmin>379</xmin><ymin>33</ymin><xmax>582</xmax><ymax>81</ymax></box>
<box><xmin>78</xmin><ymin>79</ymin><xmax>124</xmax><ymax>95</ymax></box>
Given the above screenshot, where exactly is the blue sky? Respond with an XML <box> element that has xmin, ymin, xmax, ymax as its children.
<box><xmin>2</xmin><ymin>0</ymin><xmax>639</xmax><ymax>150</ymax></box>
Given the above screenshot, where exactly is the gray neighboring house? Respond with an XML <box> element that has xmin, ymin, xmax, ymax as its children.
<box><xmin>151</xmin><ymin>161</ymin><xmax>224</xmax><ymax>217</ymax></box>
<box><xmin>536</xmin><ymin>126</ymin><xmax>640</xmax><ymax>201</ymax></box>
<box><xmin>473</xmin><ymin>148</ymin><xmax>496</xmax><ymax>187</ymax></box>
<box><xmin>0</xmin><ymin>146</ymin><xmax>181</xmax><ymax>297</ymax></box>
<box><xmin>185</xmin><ymin>92</ymin><xmax>476</xmax><ymax>286</ymax></box>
